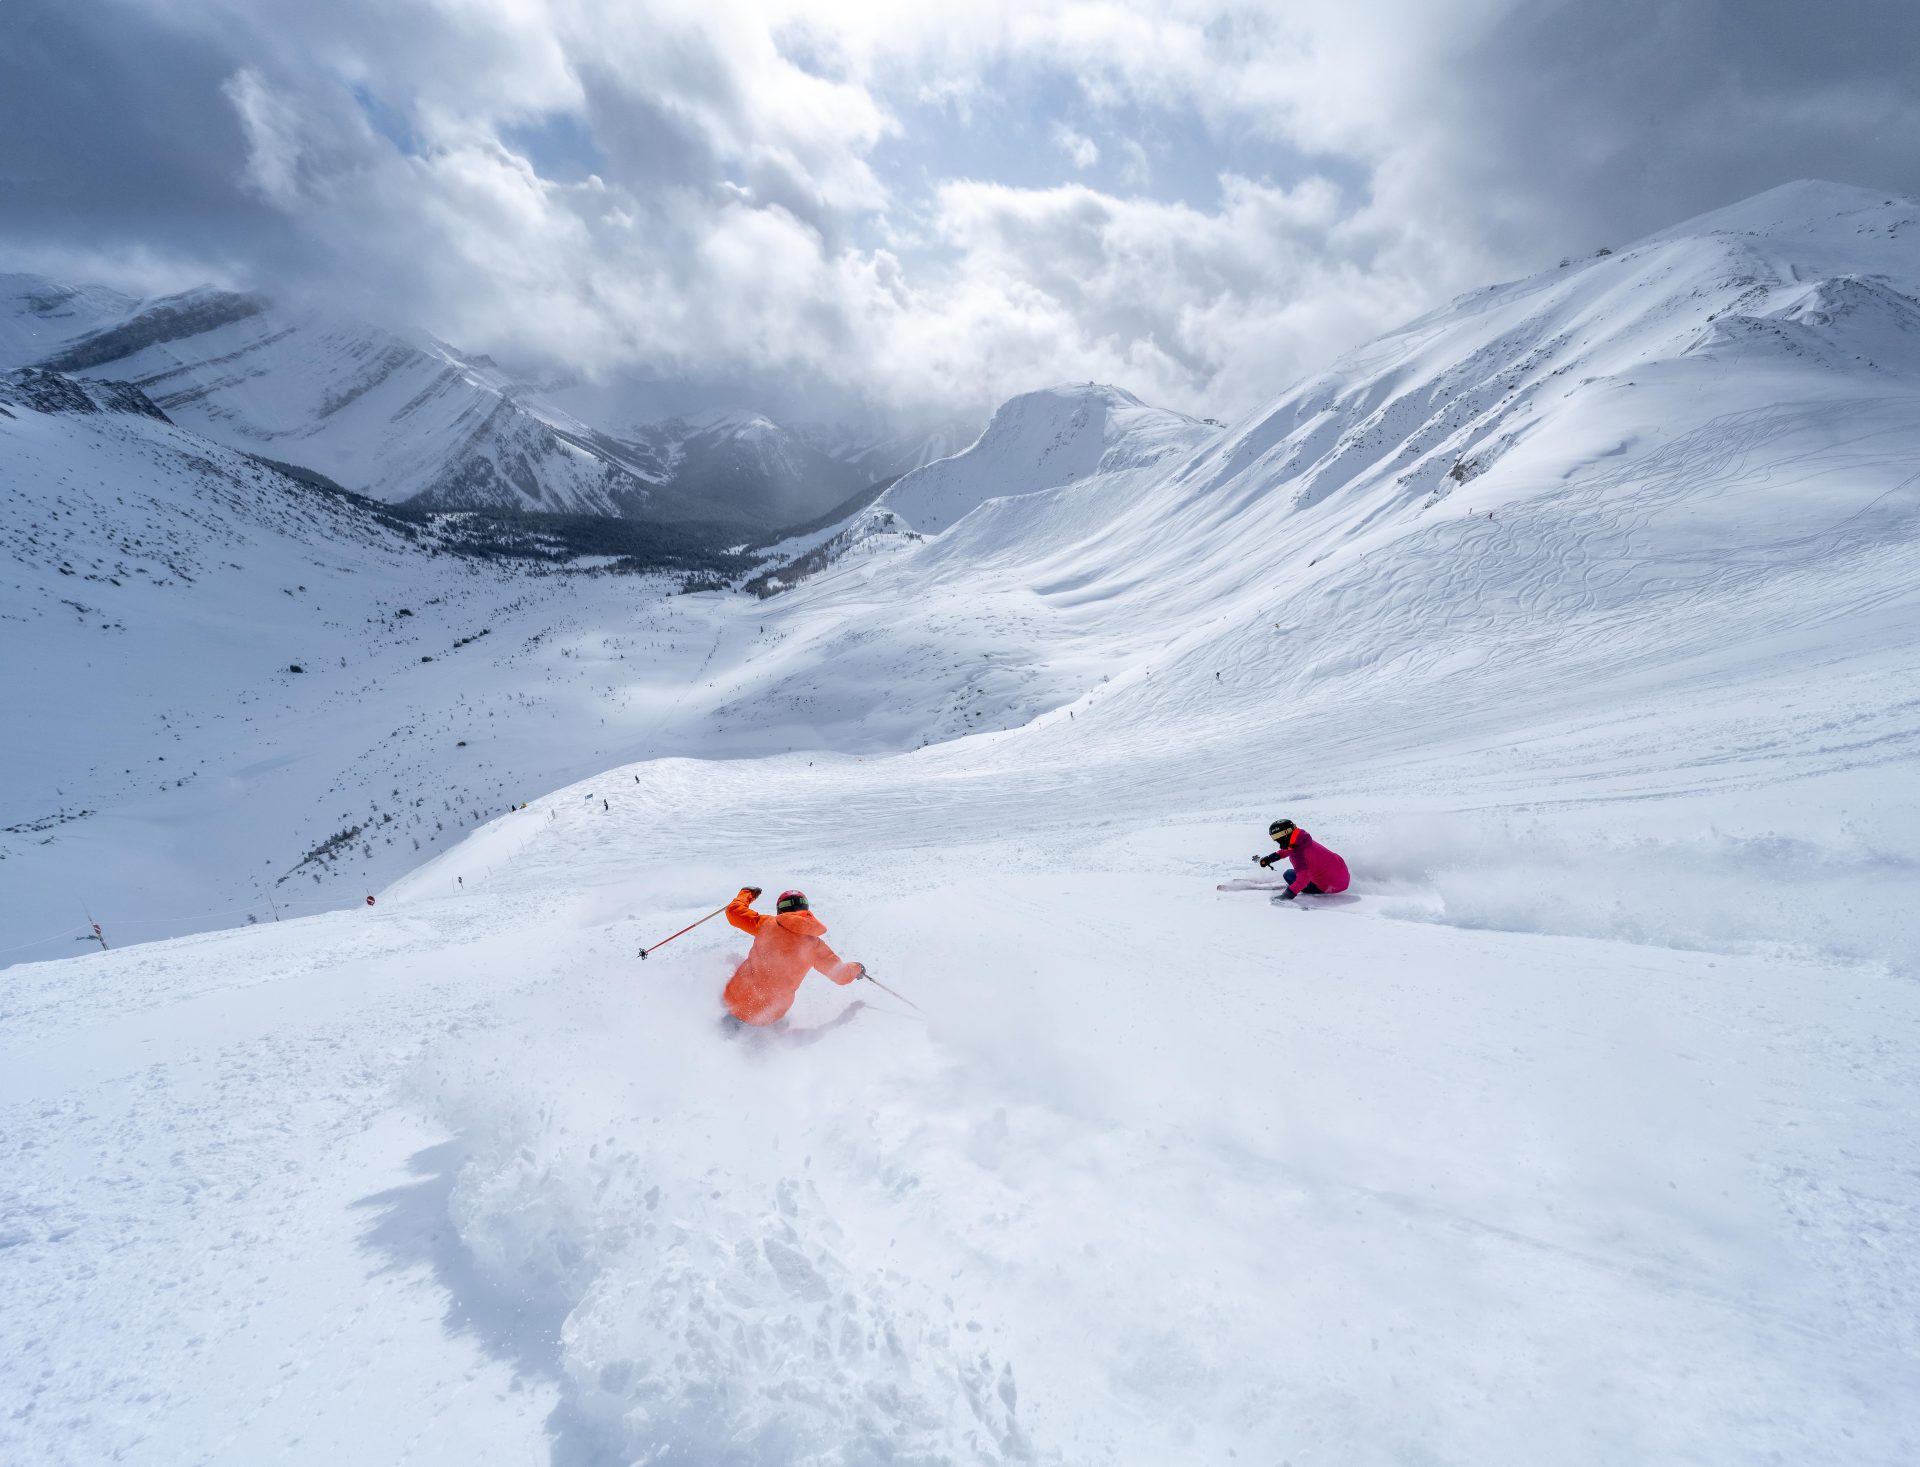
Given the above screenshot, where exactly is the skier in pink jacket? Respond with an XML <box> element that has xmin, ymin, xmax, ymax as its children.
<box><xmin>1255</xmin><ymin>819</ymin><xmax>1350</xmax><ymax>900</ymax></box>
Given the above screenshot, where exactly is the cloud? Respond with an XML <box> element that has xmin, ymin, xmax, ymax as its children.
<box><xmin>1050</xmin><ymin>123</ymin><xmax>1100</xmax><ymax>170</ymax></box>
<box><xmin>922</xmin><ymin>174</ymin><xmax>1413</xmax><ymax>414</ymax></box>
<box><xmin>1114</xmin><ymin>137</ymin><xmax>1152</xmax><ymax>190</ymax></box>
<box><xmin>223</xmin><ymin>69</ymin><xmax>316</xmax><ymax>209</ymax></box>
<box><xmin>3</xmin><ymin>0</ymin><xmax>1916</xmax><ymax>422</ymax></box>
<box><xmin>0</xmin><ymin>0</ymin><xmax>284</xmax><ymax>289</ymax></box>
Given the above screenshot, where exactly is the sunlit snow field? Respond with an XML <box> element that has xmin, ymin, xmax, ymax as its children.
<box><xmin>4</xmin><ymin>183</ymin><xmax>1919</xmax><ymax>1464</ymax></box>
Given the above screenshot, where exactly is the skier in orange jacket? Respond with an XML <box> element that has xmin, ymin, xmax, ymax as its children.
<box><xmin>721</xmin><ymin>887</ymin><xmax>864</xmax><ymax>1027</ymax></box>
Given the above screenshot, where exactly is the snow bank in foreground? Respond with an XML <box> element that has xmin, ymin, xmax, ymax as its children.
<box><xmin>407</xmin><ymin>970</ymin><xmax>1032</xmax><ymax>1465</ymax></box>
<box><xmin>365</xmin><ymin>858</ymin><xmax>1920</xmax><ymax>1467</ymax></box>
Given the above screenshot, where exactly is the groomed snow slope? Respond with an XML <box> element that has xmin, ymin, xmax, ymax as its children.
<box><xmin>4</xmin><ymin>182</ymin><xmax>1919</xmax><ymax>1466</ymax></box>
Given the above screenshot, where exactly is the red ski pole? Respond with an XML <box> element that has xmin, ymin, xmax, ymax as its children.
<box><xmin>638</xmin><ymin>903</ymin><xmax>728</xmax><ymax>959</ymax></box>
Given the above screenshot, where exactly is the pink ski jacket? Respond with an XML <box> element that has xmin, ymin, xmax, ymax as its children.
<box><xmin>1282</xmin><ymin>830</ymin><xmax>1350</xmax><ymax>895</ymax></box>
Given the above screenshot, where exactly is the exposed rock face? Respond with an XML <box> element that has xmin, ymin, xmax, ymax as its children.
<box><xmin>0</xmin><ymin>367</ymin><xmax>171</xmax><ymax>421</ymax></box>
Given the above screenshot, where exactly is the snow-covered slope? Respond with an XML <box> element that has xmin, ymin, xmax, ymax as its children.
<box><xmin>0</xmin><ymin>277</ymin><xmax>660</xmax><ymax>516</ymax></box>
<box><xmin>0</xmin><ymin>273</ymin><xmax>137</xmax><ymax>366</ymax></box>
<box><xmin>740</xmin><ymin>180</ymin><xmax>1920</xmax><ymax>758</ymax></box>
<box><xmin>5</xmin><ymin>182</ymin><xmax>1919</xmax><ymax>1467</ymax></box>
<box><xmin>1175</xmin><ymin>176</ymin><xmax>1920</xmax><ymax>527</ymax></box>
<box><xmin>879</xmin><ymin>383</ymin><xmax>1211</xmax><ymax>535</ymax></box>
<box><xmin>0</xmin><ymin>368</ymin><xmax>761</xmax><ymax>955</ymax></box>
<box><xmin>739</xmin><ymin>384</ymin><xmax>1212</xmax><ymax>597</ymax></box>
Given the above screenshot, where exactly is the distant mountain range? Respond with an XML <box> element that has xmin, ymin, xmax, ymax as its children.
<box><xmin>0</xmin><ymin>273</ymin><xmax>969</xmax><ymax>529</ymax></box>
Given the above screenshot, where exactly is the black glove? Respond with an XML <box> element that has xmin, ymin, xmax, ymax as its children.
<box><xmin>743</xmin><ymin>885</ymin><xmax>762</xmax><ymax>899</ymax></box>
<box><xmin>1256</xmin><ymin>853</ymin><xmax>1275</xmax><ymax>869</ymax></box>
<box><xmin>1279</xmin><ymin>888</ymin><xmax>1298</xmax><ymax>901</ymax></box>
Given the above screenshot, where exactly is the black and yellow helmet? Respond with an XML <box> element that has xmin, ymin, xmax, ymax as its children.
<box><xmin>1269</xmin><ymin>819</ymin><xmax>1298</xmax><ymax>846</ymax></box>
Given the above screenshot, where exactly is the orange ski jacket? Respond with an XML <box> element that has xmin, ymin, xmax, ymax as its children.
<box><xmin>721</xmin><ymin>888</ymin><xmax>861</xmax><ymax>1025</ymax></box>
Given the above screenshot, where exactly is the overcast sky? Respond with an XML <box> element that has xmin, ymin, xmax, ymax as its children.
<box><xmin>3</xmin><ymin>0</ymin><xmax>1916</xmax><ymax>421</ymax></box>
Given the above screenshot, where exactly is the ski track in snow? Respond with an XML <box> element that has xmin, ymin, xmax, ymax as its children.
<box><xmin>4</xmin><ymin>182</ymin><xmax>1920</xmax><ymax>1465</ymax></box>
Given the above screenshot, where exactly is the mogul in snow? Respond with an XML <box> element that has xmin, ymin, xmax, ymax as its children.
<box><xmin>719</xmin><ymin>887</ymin><xmax>866</xmax><ymax>1030</ymax></box>
<box><xmin>1256</xmin><ymin>819</ymin><xmax>1351</xmax><ymax>900</ymax></box>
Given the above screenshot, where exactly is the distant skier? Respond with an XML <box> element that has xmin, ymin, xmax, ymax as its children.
<box><xmin>720</xmin><ymin>887</ymin><xmax>865</xmax><ymax>1029</ymax></box>
<box><xmin>1255</xmin><ymin>819</ymin><xmax>1350</xmax><ymax>900</ymax></box>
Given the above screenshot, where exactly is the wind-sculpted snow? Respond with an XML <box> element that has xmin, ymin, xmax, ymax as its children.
<box><xmin>412</xmin><ymin>982</ymin><xmax>1034</xmax><ymax>1465</ymax></box>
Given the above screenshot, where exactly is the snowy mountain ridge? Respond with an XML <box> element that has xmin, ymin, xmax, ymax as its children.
<box><xmin>0</xmin><ymin>272</ymin><xmax>141</xmax><ymax>365</ymax></box>
<box><xmin>1170</xmin><ymin>178</ymin><xmax>1920</xmax><ymax>531</ymax></box>
<box><xmin>875</xmin><ymin>382</ymin><xmax>1214</xmax><ymax>535</ymax></box>
<box><xmin>751</xmin><ymin>179</ymin><xmax>1919</xmax><ymax>606</ymax></box>
<box><xmin>0</xmin><ymin>275</ymin><xmax>656</xmax><ymax>516</ymax></box>
<box><xmin>0</xmin><ymin>274</ymin><xmax>959</xmax><ymax>527</ymax></box>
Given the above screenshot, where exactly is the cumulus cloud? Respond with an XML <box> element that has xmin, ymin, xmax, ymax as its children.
<box><xmin>3</xmin><ymin>0</ymin><xmax>1916</xmax><ymax>421</ymax></box>
<box><xmin>922</xmin><ymin>174</ymin><xmax>1412</xmax><ymax>411</ymax></box>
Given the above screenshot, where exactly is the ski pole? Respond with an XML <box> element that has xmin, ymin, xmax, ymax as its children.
<box><xmin>861</xmin><ymin>967</ymin><xmax>922</xmax><ymax>1013</ymax></box>
<box><xmin>638</xmin><ymin>903</ymin><xmax>728</xmax><ymax>959</ymax></box>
